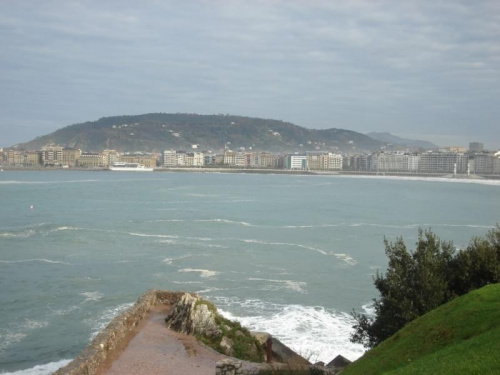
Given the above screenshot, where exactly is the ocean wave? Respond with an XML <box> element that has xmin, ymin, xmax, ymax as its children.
<box><xmin>88</xmin><ymin>303</ymin><xmax>133</xmax><ymax>340</ymax></box>
<box><xmin>80</xmin><ymin>291</ymin><xmax>104</xmax><ymax>303</ymax></box>
<box><xmin>248</xmin><ymin>278</ymin><xmax>307</xmax><ymax>293</ymax></box>
<box><xmin>21</xmin><ymin>319</ymin><xmax>49</xmax><ymax>330</ymax></box>
<box><xmin>214</xmin><ymin>298</ymin><xmax>365</xmax><ymax>363</ymax></box>
<box><xmin>330</xmin><ymin>253</ymin><xmax>357</xmax><ymax>266</ymax></box>
<box><xmin>196</xmin><ymin>219</ymin><xmax>254</xmax><ymax>227</ymax></box>
<box><xmin>334</xmin><ymin>174</ymin><xmax>500</xmax><ymax>186</ymax></box>
<box><xmin>0</xmin><ymin>359</ymin><xmax>72</xmax><ymax>375</ymax></box>
<box><xmin>162</xmin><ymin>254</ymin><xmax>194</xmax><ymax>265</ymax></box>
<box><xmin>0</xmin><ymin>179</ymin><xmax>99</xmax><ymax>185</ymax></box>
<box><xmin>0</xmin><ymin>230</ymin><xmax>36</xmax><ymax>238</ymax></box>
<box><xmin>0</xmin><ymin>259</ymin><xmax>70</xmax><ymax>265</ymax></box>
<box><xmin>129</xmin><ymin>232</ymin><xmax>179</xmax><ymax>239</ymax></box>
<box><xmin>49</xmin><ymin>226</ymin><xmax>83</xmax><ymax>232</ymax></box>
<box><xmin>0</xmin><ymin>332</ymin><xmax>27</xmax><ymax>352</ymax></box>
<box><xmin>240</xmin><ymin>239</ymin><xmax>328</xmax><ymax>255</ymax></box>
<box><xmin>178</xmin><ymin>268</ymin><xmax>220</xmax><ymax>278</ymax></box>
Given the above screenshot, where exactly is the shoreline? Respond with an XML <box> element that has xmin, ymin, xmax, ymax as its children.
<box><xmin>2</xmin><ymin>166</ymin><xmax>499</xmax><ymax>181</ymax></box>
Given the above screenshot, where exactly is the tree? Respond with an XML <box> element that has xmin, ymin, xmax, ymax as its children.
<box><xmin>351</xmin><ymin>229</ymin><xmax>454</xmax><ymax>348</ymax></box>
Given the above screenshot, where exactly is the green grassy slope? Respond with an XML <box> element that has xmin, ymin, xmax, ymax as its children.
<box><xmin>342</xmin><ymin>283</ymin><xmax>500</xmax><ymax>375</ymax></box>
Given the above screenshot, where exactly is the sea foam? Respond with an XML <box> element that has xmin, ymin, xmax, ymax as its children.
<box><xmin>215</xmin><ymin>298</ymin><xmax>366</xmax><ymax>363</ymax></box>
<box><xmin>0</xmin><ymin>359</ymin><xmax>72</xmax><ymax>375</ymax></box>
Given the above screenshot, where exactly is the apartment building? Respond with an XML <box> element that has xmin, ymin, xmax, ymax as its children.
<box><xmin>419</xmin><ymin>152</ymin><xmax>468</xmax><ymax>173</ymax></box>
<box><xmin>286</xmin><ymin>154</ymin><xmax>307</xmax><ymax>170</ymax></box>
<box><xmin>41</xmin><ymin>146</ymin><xmax>63</xmax><ymax>166</ymax></box>
<box><xmin>163</xmin><ymin>150</ymin><xmax>177</xmax><ymax>167</ymax></box>
<box><xmin>62</xmin><ymin>148</ymin><xmax>81</xmax><ymax>167</ymax></box>
<box><xmin>102</xmin><ymin>150</ymin><xmax>120</xmax><ymax>166</ymax></box>
<box><xmin>78</xmin><ymin>152</ymin><xmax>103</xmax><ymax>168</ymax></box>
<box><xmin>120</xmin><ymin>154</ymin><xmax>156</xmax><ymax>168</ymax></box>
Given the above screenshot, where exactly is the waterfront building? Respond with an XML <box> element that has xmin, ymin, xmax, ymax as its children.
<box><xmin>254</xmin><ymin>152</ymin><xmax>279</xmax><ymax>168</ymax></box>
<box><xmin>469</xmin><ymin>142</ymin><xmax>484</xmax><ymax>152</ymax></box>
<box><xmin>120</xmin><ymin>154</ymin><xmax>156</xmax><ymax>168</ymax></box>
<box><xmin>163</xmin><ymin>150</ymin><xmax>177</xmax><ymax>167</ymax></box>
<box><xmin>419</xmin><ymin>152</ymin><xmax>468</xmax><ymax>174</ymax></box>
<box><xmin>78</xmin><ymin>152</ymin><xmax>103</xmax><ymax>168</ymax></box>
<box><xmin>469</xmin><ymin>153</ymin><xmax>494</xmax><ymax>175</ymax></box>
<box><xmin>223</xmin><ymin>150</ymin><xmax>236</xmax><ymax>166</ymax></box>
<box><xmin>373</xmin><ymin>152</ymin><xmax>409</xmax><ymax>172</ymax></box>
<box><xmin>185</xmin><ymin>152</ymin><xmax>204</xmax><ymax>167</ymax></box>
<box><xmin>23</xmin><ymin>151</ymin><xmax>42</xmax><ymax>166</ymax></box>
<box><xmin>176</xmin><ymin>151</ymin><xmax>186</xmax><ymax>166</ymax></box>
<box><xmin>285</xmin><ymin>154</ymin><xmax>307</xmax><ymax>170</ymax></box>
<box><xmin>102</xmin><ymin>150</ymin><xmax>120</xmax><ymax>166</ymax></box>
<box><xmin>62</xmin><ymin>148</ymin><xmax>81</xmax><ymax>167</ymax></box>
<box><xmin>204</xmin><ymin>153</ymin><xmax>217</xmax><ymax>166</ymax></box>
<box><xmin>41</xmin><ymin>146</ymin><xmax>64</xmax><ymax>166</ymax></box>
<box><xmin>5</xmin><ymin>149</ymin><xmax>24</xmax><ymax>166</ymax></box>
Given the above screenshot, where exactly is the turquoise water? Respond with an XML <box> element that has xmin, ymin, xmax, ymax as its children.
<box><xmin>1</xmin><ymin>171</ymin><xmax>499</xmax><ymax>373</ymax></box>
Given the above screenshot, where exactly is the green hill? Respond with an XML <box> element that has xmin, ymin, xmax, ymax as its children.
<box><xmin>343</xmin><ymin>283</ymin><xmax>500</xmax><ymax>375</ymax></box>
<box><xmin>16</xmin><ymin>113</ymin><xmax>385</xmax><ymax>153</ymax></box>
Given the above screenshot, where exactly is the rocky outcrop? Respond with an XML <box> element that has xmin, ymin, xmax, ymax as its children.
<box><xmin>327</xmin><ymin>354</ymin><xmax>352</xmax><ymax>371</ymax></box>
<box><xmin>165</xmin><ymin>293</ymin><xmax>264</xmax><ymax>363</ymax></box>
<box><xmin>251</xmin><ymin>331</ymin><xmax>310</xmax><ymax>366</ymax></box>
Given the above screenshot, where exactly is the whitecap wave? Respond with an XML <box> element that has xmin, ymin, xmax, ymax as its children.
<box><xmin>0</xmin><ymin>259</ymin><xmax>69</xmax><ymax>265</ymax></box>
<box><xmin>248</xmin><ymin>278</ymin><xmax>307</xmax><ymax>293</ymax></box>
<box><xmin>215</xmin><ymin>298</ymin><xmax>365</xmax><ymax>363</ymax></box>
<box><xmin>0</xmin><ymin>230</ymin><xmax>36</xmax><ymax>238</ymax></box>
<box><xmin>196</xmin><ymin>219</ymin><xmax>254</xmax><ymax>227</ymax></box>
<box><xmin>0</xmin><ymin>332</ymin><xmax>27</xmax><ymax>351</ymax></box>
<box><xmin>178</xmin><ymin>268</ymin><xmax>220</xmax><ymax>278</ymax></box>
<box><xmin>129</xmin><ymin>232</ymin><xmax>179</xmax><ymax>239</ymax></box>
<box><xmin>330</xmin><ymin>253</ymin><xmax>357</xmax><ymax>266</ymax></box>
<box><xmin>0</xmin><ymin>359</ymin><xmax>72</xmax><ymax>375</ymax></box>
<box><xmin>334</xmin><ymin>174</ymin><xmax>500</xmax><ymax>186</ymax></box>
<box><xmin>80</xmin><ymin>291</ymin><xmax>104</xmax><ymax>303</ymax></box>
<box><xmin>88</xmin><ymin>303</ymin><xmax>133</xmax><ymax>339</ymax></box>
<box><xmin>240</xmin><ymin>239</ymin><xmax>328</xmax><ymax>255</ymax></box>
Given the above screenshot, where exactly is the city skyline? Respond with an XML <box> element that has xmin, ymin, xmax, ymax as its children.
<box><xmin>1</xmin><ymin>1</ymin><xmax>499</xmax><ymax>149</ymax></box>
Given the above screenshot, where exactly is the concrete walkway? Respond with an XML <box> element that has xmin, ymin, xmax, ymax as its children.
<box><xmin>101</xmin><ymin>305</ymin><xmax>227</xmax><ymax>375</ymax></box>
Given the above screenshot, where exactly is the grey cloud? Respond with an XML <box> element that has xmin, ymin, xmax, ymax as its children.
<box><xmin>0</xmin><ymin>0</ymin><xmax>499</xmax><ymax>148</ymax></box>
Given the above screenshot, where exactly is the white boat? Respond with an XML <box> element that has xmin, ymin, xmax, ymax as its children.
<box><xmin>109</xmin><ymin>162</ymin><xmax>154</xmax><ymax>172</ymax></box>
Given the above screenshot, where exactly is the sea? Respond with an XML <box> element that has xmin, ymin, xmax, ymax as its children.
<box><xmin>1</xmin><ymin>170</ymin><xmax>499</xmax><ymax>374</ymax></box>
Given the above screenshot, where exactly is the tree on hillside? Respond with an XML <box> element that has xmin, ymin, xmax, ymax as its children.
<box><xmin>351</xmin><ymin>225</ymin><xmax>500</xmax><ymax>348</ymax></box>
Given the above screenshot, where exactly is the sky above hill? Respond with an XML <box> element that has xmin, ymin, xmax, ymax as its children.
<box><xmin>1</xmin><ymin>1</ymin><xmax>499</xmax><ymax>149</ymax></box>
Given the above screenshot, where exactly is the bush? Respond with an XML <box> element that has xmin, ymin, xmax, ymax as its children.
<box><xmin>351</xmin><ymin>225</ymin><xmax>500</xmax><ymax>348</ymax></box>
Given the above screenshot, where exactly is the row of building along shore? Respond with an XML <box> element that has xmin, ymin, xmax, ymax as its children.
<box><xmin>1</xmin><ymin>143</ymin><xmax>500</xmax><ymax>175</ymax></box>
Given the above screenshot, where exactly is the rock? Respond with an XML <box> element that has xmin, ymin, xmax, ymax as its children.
<box><xmin>220</xmin><ymin>336</ymin><xmax>235</xmax><ymax>357</ymax></box>
<box><xmin>165</xmin><ymin>293</ymin><xmax>221</xmax><ymax>337</ymax></box>
<box><xmin>326</xmin><ymin>354</ymin><xmax>352</xmax><ymax>370</ymax></box>
<box><xmin>251</xmin><ymin>331</ymin><xmax>310</xmax><ymax>366</ymax></box>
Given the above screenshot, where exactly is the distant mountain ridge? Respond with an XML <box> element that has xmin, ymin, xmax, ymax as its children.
<box><xmin>17</xmin><ymin>113</ymin><xmax>387</xmax><ymax>153</ymax></box>
<box><xmin>367</xmin><ymin>132</ymin><xmax>439</xmax><ymax>149</ymax></box>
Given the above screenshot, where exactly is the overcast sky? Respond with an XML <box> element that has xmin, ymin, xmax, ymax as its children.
<box><xmin>1</xmin><ymin>0</ymin><xmax>499</xmax><ymax>149</ymax></box>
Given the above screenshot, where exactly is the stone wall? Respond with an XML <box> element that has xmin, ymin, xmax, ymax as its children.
<box><xmin>53</xmin><ymin>290</ymin><xmax>183</xmax><ymax>375</ymax></box>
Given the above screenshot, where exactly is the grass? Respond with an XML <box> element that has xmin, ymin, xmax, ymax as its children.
<box><xmin>342</xmin><ymin>283</ymin><xmax>500</xmax><ymax>375</ymax></box>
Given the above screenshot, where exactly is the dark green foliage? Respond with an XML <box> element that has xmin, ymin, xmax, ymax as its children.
<box><xmin>351</xmin><ymin>225</ymin><xmax>500</xmax><ymax>348</ymax></box>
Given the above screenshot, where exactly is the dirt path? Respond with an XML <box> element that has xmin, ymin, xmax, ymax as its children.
<box><xmin>101</xmin><ymin>305</ymin><xmax>227</xmax><ymax>375</ymax></box>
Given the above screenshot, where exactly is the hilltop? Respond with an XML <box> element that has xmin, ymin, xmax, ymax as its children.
<box><xmin>16</xmin><ymin>113</ymin><xmax>387</xmax><ymax>153</ymax></box>
<box><xmin>367</xmin><ymin>132</ymin><xmax>439</xmax><ymax>150</ymax></box>
<box><xmin>342</xmin><ymin>283</ymin><xmax>500</xmax><ymax>375</ymax></box>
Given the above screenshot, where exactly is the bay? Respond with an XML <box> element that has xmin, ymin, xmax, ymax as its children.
<box><xmin>0</xmin><ymin>171</ymin><xmax>499</xmax><ymax>373</ymax></box>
